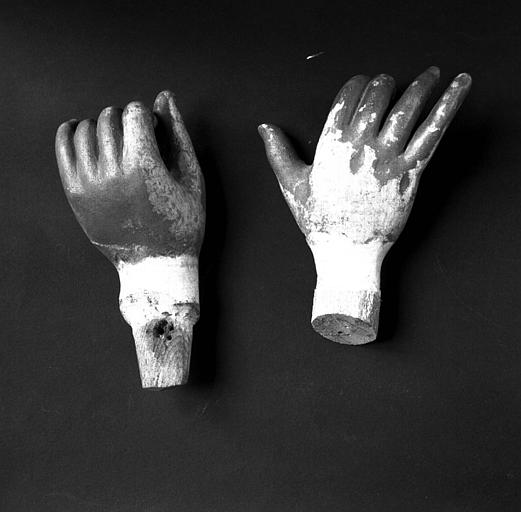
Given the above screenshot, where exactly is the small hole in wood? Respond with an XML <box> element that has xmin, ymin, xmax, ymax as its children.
<box><xmin>153</xmin><ymin>318</ymin><xmax>169</xmax><ymax>338</ymax></box>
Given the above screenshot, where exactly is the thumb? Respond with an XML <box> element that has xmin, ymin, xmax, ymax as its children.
<box><xmin>153</xmin><ymin>90</ymin><xmax>199</xmax><ymax>187</ymax></box>
<box><xmin>258</xmin><ymin>123</ymin><xmax>307</xmax><ymax>190</ymax></box>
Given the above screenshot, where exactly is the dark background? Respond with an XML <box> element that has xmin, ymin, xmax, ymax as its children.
<box><xmin>1</xmin><ymin>0</ymin><xmax>520</xmax><ymax>510</ymax></box>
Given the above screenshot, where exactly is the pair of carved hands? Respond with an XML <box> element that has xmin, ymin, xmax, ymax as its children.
<box><xmin>55</xmin><ymin>67</ymin><xmax>471</xmax><ymax>386</ymax></box>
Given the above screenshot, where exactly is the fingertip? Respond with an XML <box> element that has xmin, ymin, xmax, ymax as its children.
<box><xmin>123</xmin><ymin>101</ymin><xmax>153</xmax><ymax>122</ymax></box>
<box><xmin>153</xmin><ymin>91</ymin><xmax>181</xmax><ymax>126</ymax></box>
<box><xmin>415</xmin><ymin>66</ymin><xmax>440</xmax><ymax>87</ymax></box>
<box><xmin>404</xmin><ymin>71</ymin><xmax>472</xmax><ymax>161</ymax></box>
<box><xmin>97</xmin><ymin>107</ymin><xmax>123</xmax><ymax>140</ymax></box>
<box><xmin>257</xmin><ymin>123</ymin><xmax>281</xmax><ymax>141</ymax></box>
<box><xmin>73</xmin><ymin>119</ymin><xmax>98</xmax><ymax>165</ymax></box>
<box><xmin>97</xmin><ymin>106</ymin><xmax>123</xmax><ymax>136</ymax></box>
<box><xmin>57</xmin><ymin>118</ymin><xmax>79</xmax><ymax>131</ymax></box>
<box><xmin>98</xmin><ymin>105</ymin><xmax>120</xmax><ymax>120</ymax></box>
<box><xmin>426</xmin><ymin>66</ymin><xmax>441</xmax><ymax>78</ymax></box>
<box><xmin>333</xmin><ymin>74</ymin><xmax>370</xmax><ymax>101</ymax></box>
<box><xmin>55</xmin><ymin>119</ymin><xmax>79</xmax><ymax>176</ymax></box>
<box><xmin>408</xmin><ymin>66</ymin><xmax>440</xmax><ymax>90</ymax></box>
<box><xmin>97</xmin><ymin>106</ymin><xmax>123</xmax><ymax>168</ymax></box>
<box><xmin>340</xmin><ymin>74</ymin><xmax>371</xmax><ymax>90</ymax></box>
<box><xmin>361</xmin><ymin>73</ymin><xmax>395</xmax><ymax>100</ymax></box>
<box><xmin>371</xmin><ymin>73</ymin><xmax>395</xmax><ymax>87</ymax></box>
<box><xmin>153</xmin><ymin>90</ymin><xmax>183</xmax><ymax>127</ymax></box>
<box><xmin>125</xmin><ymin>100</ymin><xmax>147</xmax><ymax>110</ymax></box>
<box><xmin>56</xmin><ymin>119</ymin><xmax>78</xmax><ymax>145</ymax></box>
<box><xmin>258</xmin><ymin>123</ymin><xmax>274</xmax><ymax>136</ymax></box>
<box><xmin>121</xmin><ymin>99</ymin><xmax>164</xmax><ymax>164</ymax></box>
<box><xmin>122</xmin><ymin>101</ymin><xmax>157</xmax><ymax>141</ymax></box>
<box><xmin>441</xmin><ymin>73</ymin><xmax>472</xmax><ymax>107</ymax></box>
<box><xmin>74</xmin><ymin>118</ymin><xmax>96</xmax><ymax>137</ymax></box>
<box><xmin>453</xmin><ymin>72</ymin><xmax>472</xmax><ymax>89</ymax></box>
<box><xmin>350</xmin><ymin>73</ymin><xmax>395</xmax><ymax>135</ymax></box>
<box><xmin>154</xmin><ymin>90</ymin><xmax>176</xmax><ymax>108</ymax></box>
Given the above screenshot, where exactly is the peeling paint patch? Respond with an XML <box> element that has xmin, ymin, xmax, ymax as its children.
<box><xmin>144</xmin><ymin>164</ymin><xmax>204</xmax><ymax>246</ymax></box>
<box><xmin>399</xmin><ymin>171</ymin><xmax>410</xmax><ymax>195</ymax></box>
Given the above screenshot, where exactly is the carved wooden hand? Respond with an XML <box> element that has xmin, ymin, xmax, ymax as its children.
<box><xmin>259</xmin><ymin>67</ymin><xmax>471</xmax><ymax>344</ymax></box>
<box><xmin>56</xmin><ymin>92</ymin><xmax>205</xmax><ymax>387</ymax></box>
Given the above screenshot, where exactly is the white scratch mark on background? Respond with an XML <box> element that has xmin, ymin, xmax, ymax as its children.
<box><xmin>306</xmin><ymin>51</ymin><xmax>325</xmax><ymax>60</ymax></box>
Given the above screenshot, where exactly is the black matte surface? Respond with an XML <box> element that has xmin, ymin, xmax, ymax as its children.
<box><xmin>1</xmin><ymin>1</ymin><xmax>520</xmax><ymax>510</ymax></box>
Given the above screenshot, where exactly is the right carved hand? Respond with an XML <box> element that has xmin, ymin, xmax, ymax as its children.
<box><xmin>258</xmin><ymin>67</ymin><xmax>471</xmax><ymax>344</ymax></box>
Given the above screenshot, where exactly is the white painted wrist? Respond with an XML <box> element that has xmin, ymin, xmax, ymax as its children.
<box><xmin>308</xmin><ymin>233</ymin><xmax>386</xmax><ymax>345</ymax></box>
<box><xmin>117</xmin><ymin>255</ymin><xmax>199</xmax><ymax>325</ymax></box>
<box><xmin>117</xmin><ymin>255</ymin><xmax>200</xmax><ymax>388</ymax></box>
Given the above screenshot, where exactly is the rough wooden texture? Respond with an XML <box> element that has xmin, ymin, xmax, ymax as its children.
<box><xmin>56</xmin><ymin>91</ymin><xmax>205</xmax><ymax>387</ymax></box>
<box><xmin>259</xmin><ymin>67</ymin><xmax>471</xmax><ymax>344</ymax></box>
<box><xmin>131</xmin><ymin>304</ymin><xmax>197</xmax><ymax>388</ymax></box>
<box><xmin>118</xmin><ymin>255</ymin><xmax>199</xmax><ymax>387</ymax></box>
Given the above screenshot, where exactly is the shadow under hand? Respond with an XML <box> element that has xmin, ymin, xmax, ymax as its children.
<box><xmin>187</xmin><ymin>118</ymin><xmax>227</xmax><ymax>386</ymax></box>
<box><xmin>376</xmin><ymin>108</ymin><xmax>492</xmax><ymax>344</ymax></box>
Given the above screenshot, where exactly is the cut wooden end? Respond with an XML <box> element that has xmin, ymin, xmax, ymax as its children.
<box><xmin>311</xmin><ymin>289</ymin><xmax>380</xmax><ymax>345</ymax></box>
<box><xmin>312</xmin><ymin>313</ymin><xmax>377</xmax><ymax>345</ymax></box>
<box><xmin>308</xmin><ymin>235</ymin><xmax>384</xmax><ymax>344</ymax></box>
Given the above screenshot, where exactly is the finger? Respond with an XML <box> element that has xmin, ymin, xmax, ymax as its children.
<box><xmin>258</xmin><ymin>123</ymin><xmax>308</xmax><ymax>191</ymax></box>
<box><xmin>405</xmin><ymin>73</ymin><xmax>472</xmax><ymax>162</ymax></box>
<box><xmin>320</xmin><ymin>75</ymin><xmax>370</xmax><ymax>139</ymax></box>
<box><xmin>122</xmin><ymin>101</ymin><xmax>161</xmax><ymax>167</ymax></box>
<box><xmin>55</xmin><ymin>119</ymin><xmax>78</xmax><ymax>187</ymax></box>
<box><xmin>379</xmin><ymin>66</ymin><xmax>440</xmax><ymax>150</ymax></box>
<box><xmin>73</xmin><ymin>119</ymin><xmax>98</xmax><ymax>178</ymax></box>
<box><xmin>97</xmin><ymin>106</ymin><xmax>123</xmax><ymax>174</ymax></box>
<box><xmin>153</xmin><ymin>90</ymin><xmax>199</xmax><ymax>187</ymax></box>
<box><xmin>350</xmin><ymin>74</ymin><xmax>395</xmax><ymax>138</ymax></box>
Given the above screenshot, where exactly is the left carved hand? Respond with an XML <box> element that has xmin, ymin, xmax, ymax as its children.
<box><xmin>56</xmin><ymin>91</ymin><xmax>205</xmax><ymax>388</ymax></box>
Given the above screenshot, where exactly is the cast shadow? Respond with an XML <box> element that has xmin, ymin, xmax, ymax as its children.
<box><xmin>186</xmin><ymin>118</ymin><xmax>227</xmax><ymax>387</ymax></box>
<box><xmin>375</xmin><ymin>108</ymin><xmax>492</xmax><ymax>344</ymax></box>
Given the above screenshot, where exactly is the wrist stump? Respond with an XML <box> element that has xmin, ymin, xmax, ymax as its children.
<box><xmin>308</xmin><ymin>233</ymin><xmax>386</xmax><ymax>345</ymax></box>
<box><xmin>117</xmin><ymin>255</ymin><xmax>200</xmax><ymax>388</ymax></box>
